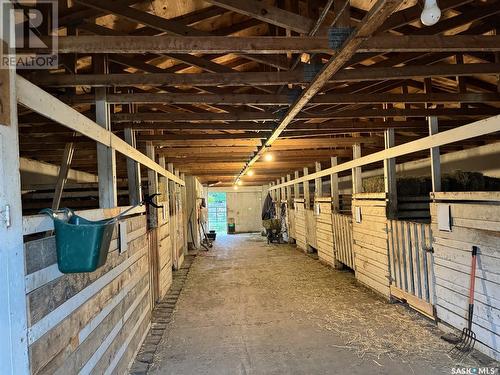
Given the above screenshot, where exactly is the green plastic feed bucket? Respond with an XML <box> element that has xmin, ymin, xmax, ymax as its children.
<box><xmin>41</xmin><ymin>208</ymin><xmax>116</xmax><ymax>273</ymax></box>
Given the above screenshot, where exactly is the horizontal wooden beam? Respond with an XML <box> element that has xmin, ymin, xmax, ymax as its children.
<box><xmin>31</xmin><ymin>35</ymin><xmax>500</xmax><ymax>54</ymax></box>
<box><xmin>15</xmin><ymin>76</ymin><xmax>184</xmax><ymax>185</ymax></box>
<box><xmin>112</xmin><ymin>107</ymin><xmax>499</xmax><ymax>123</ymax></box>
<box><xmin>31</xmin><ymin>63</ymin><xmax>500</xmax><ymax>87</ymax></box>
<box><xmin>37</xmin><ymin>36</ymin><xmax>332</xmax><ymax>54</ymax></box>
<box><xmin>356</xmin><ymin>35</ymin><xmax>500</xmax><ymax>53</ymax></box>
<box><xmin>65</xmin><ymin>92</ymin><xmax>500</xmax><ymax>105</ymax></box>
<box><xmin>119</xmin><ymin>119</ymin><xmax>463</xmax><ymax>132</ymax></box>
<box><xmin>269</xmin><ymin>115</ymin><xmax>500</xmax><ymax>190</ymax></box>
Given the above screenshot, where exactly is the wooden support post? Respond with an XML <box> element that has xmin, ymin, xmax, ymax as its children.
<box><xmin>456</xmin><ymin>54</ymin><xmax>467</xmax><ymax>109</ymax></box>
<box><xmin>146</xmin><ymin>142</ymin><xmax>158</xmax><ymax>227</ymax></box>
<box><xmin>428</xmin><ymin>116</ymin><xmax>441</xmax><ymax>192</ymax></box>
<box><xmin>303</xmin><ymin>167</ymin><xmax>310</xmax><ymax>209</ymax></box>
<box><xmin>0</xmin><ymin>10</ymin><xmax>30</xmax><ymax>372</ymax></box>
<box><xmin>181</xmin><ymin>172</ymin><xmax>188</xmax><ymax>255</ymax></box>
<box><xmin>286</xmin><ymin>174</ymin><xmax>292</xmax><ymax>201</ymax></box>
<box><xmin>94</xmin><ymin>55</ymin><xmax>117</xmax><ymax>208</ymax></box>
<box><xmin>280</xmin><ymin>176</ymin><xmax>286</xmax><ymax>202</ymax></box>
<box><xmin>275</xmin><ymin>178</ymin><xmax>281</xmax><ymax>217</ymax></box>
<box><xmin>330</xmin><ymin>156</ymin><xmax>339</xmax><ymax>211</ymax></box>
<box><xmin>124</xmin><ymin>128</ymin><xmax>142</xmax><ymax>205</ymax></box>
<box><xmin>51</xmin><ymin>142</ymin><xmax>75</xmax><ymax>210</ymax></box>
<box><xmin>51</xmin><ymin>26</ymin><xmax>77</xmax><ymax>211</ymax></box>
<box><xmin>294</xmin><ymin>171</ymin><xmax>299</xmax><ymax>198</ymax></box>
<box><xmin>425</xmin><ymin>77</ymin><xmax>441</xmax><ymax>193</ymax></box>
<box><xmin>315</xmin><ymin>161</ymin><xmax>322</xmax><ymax>197</ymax></box>
<box><xmin>352</xmin><ymin>144</ymin><xmax>362</xmax><ymax>195</ymax></box>
<box><xmin>384</xmin><ymin>128</ymin><xmax>397</xmax><ymax>218</ymax></box>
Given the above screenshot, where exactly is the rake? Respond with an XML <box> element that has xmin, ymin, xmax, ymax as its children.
<box><xmin>450</xmin><ymin>245</ymin><xmax>478</xmax><ymax>362</ymax></box>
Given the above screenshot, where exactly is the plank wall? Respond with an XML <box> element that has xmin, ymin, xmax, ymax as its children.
<box><xmin>352</xmin><ymin>193</ymin><xmax>391</xmax><ymax>297</ymax></box>
<box><xmin>157</xmin><ymin>189</ymin><xmax>173</xmax><ymax>301</ymax></box>
<box><xmin>430</xmin><ymin>192</ymin><xmax>500</xmax><ymax>360</ymax></box>
<box><xmin>306</xmin><ymin>209</ymin><xmax>318</xmax><ymax>250</ymax></box>
<box><xmin>294</xmin><ymin>199</ymin><xmax>307</xmax><ymax>251</ymax></box>
<box><xmin>24</xmin><ymin>212</ymin><xmax>151</xmax><ymax>375</ymax></box>
<box><xmin>315</xmin><ymin>198</ymin><xmax>334</xmax><ymax>266</ymax></box>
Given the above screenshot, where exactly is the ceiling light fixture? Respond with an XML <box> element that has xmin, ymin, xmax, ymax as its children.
<box><xmin>420</xmin><ymin>0</ymin><xmax>441</xmax><ymax>26</ymax></box>
<box><xmin>264</xmin><ymin>153</ymin><xmax>273</xmax><ymax>162</ymax></box>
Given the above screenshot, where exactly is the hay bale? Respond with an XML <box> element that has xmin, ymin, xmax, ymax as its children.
<box><xmin>360</xmin><ymin>171</ymin><xmax>500</xmax><ymax>195</ymax></box>
<box><xmin>362</xmin><ymin>176</ymin><xmax>384</xmax><ymax>193</ymax></box>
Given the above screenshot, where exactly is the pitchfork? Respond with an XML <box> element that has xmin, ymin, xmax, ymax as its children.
<box><xmin>449</xmin><ymin>245</ymin><xmax>478</xmax><ymax>362</ymax></box>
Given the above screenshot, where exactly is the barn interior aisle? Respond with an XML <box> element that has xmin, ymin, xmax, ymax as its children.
<box><xmin>145</xmin><ymin>234</ymin><xmax>493</xmax><ymax>375</ymax></box>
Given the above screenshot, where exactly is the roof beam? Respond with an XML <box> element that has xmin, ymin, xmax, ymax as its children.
<box><xmin>112</xmin><ymin>107</ymin><xmax>499</xmax><ymax>123</ymax></box>
<box><xmin>72</xmin><ymin>0</ymin><xmax>288</xmax><ymax>69</ymax></box>
<box><xmin>65</xmin><ymin>92</ymin><xmax>500</xmax><ymax>105</ymax></box>
<box><xmin>35</xmin><ymin>35</ymin><xmax>500</xmax><ymax>54</ymax></box>
<box><xmin>31</xmin><ymin>63</ymin><xmax>500</xmax><ymax>87</ymax></box>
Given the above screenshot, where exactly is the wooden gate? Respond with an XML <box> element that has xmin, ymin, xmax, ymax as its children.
<box><xmin>332</xmin><ymin>213</ymin><xmax>354</xmax><ymax>269</ymax></box>
<box><xmin>388</xmin><ymin>219</ymin><xmax>435</xmax><ymax>319</ymax></box>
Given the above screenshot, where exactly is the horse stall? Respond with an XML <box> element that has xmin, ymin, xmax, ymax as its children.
<box><xmin>351</xmin><ymin>193</ymin><xmax>391</xmax><ymax>298</ymax></box>
<box><xmin>430</xmin><ymin>192</ymin><xmax>500</xmax><ymax>361</ymax></box>
<box><xmin>294</xmin><ymin>198</ymin><xmax>307</xmax><ymax>251</ymax></box>
<box><xmin>22</xmin><ymin>207</ymin><xmax>152</xmax><ymax>375</ymax></box>
<box><xmin>314</xmin><ymin>197</ymin><xmax>334</xmax><ymax>266</ymax></box>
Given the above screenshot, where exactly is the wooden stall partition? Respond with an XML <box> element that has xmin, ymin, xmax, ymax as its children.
<box><xmin>315</xmin><ymin>198</ymin><xmax>334</xmax><ymax>266</ymax></box>
<box><xmin>430</xmin><ymin>192</ymin><xmax>500</xmax><ymax>361</ymax></box>
<box><xmin>175</xmin><ymin>190</ymin><xmax>185</xmax><ymax>267</ymax></box>
<box><xmin>294</xmin><ymin>198</ymin><xmax>307</xmax><ymax>251</ymax></box>
<box><xmin>23</xmin><ymin>208</ymin><xmax>151</xmax><ymax>375</ymax></box>
<box><xmin>305</xmin><ymin>208</ymin><xmax>318</xmax><ymax>251</ymax></box>
<box><xmin>288</xmin><ymin>202</ymin><xmax>296</xmax><ymax>241</ymax></box>
<box><xmin>352</xmin><ymin>193</ymin><xmax>391</xmax><ymax>298</ymax></box>
<box><xmin>332</xmin><ymin>212</ymin><xmax>354</xmax><ymax>270</ymax></box>
<box><xmin>157</xmin><ymin>181</ymin><xmax>172</xmax><ymax>301</ymax></box>
<box><xmin>388</xmin><ymin>219</ymin><xmax>435</xmax><ymax>319</ymax></box>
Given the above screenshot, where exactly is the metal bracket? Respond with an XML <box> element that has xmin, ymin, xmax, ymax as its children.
<box><xmin>0</xmin><ymin>204</ymin><xmax>11</xmax><ymax>228</ymax></box>
<box><xmin>328</xmin><ymin>27</ymin><xmax>355</xmax><ymax>49</ymax></box>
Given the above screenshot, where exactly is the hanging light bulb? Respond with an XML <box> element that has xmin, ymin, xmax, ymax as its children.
<box><xmin>264</xmin><ymin>153</ymin><xmax>273</xmax><ymax>162</ymax></box>
<box><xmin>420</xmin><ymin>0</ymin><xmax>441</xmax><ymax>26</ymax></box>
<box><xmin>237</xmin><ymin>180</ymin><xmax>242</xmax><ymax>186</ymax></box>
<box><xmin>247</xmin><ymin>170</ymin><xmax>254</xmax><ymax>177</ymax></box>
<box><xmin>233</xmin><ymin>185</ymin><xmax>238</xmax><ymax>190</ymax></box>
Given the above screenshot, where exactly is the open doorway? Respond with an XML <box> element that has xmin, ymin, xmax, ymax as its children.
<box><xmin>207</xmin><ymin>192</ymin><xmax>227</xmax><ymax>234</ymax></box>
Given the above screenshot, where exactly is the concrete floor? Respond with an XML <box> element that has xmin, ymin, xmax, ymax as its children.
<box><xmin>148</xmin><ymin>234</ymin><xmax>479</xmax><ymax>375</ymax></box>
